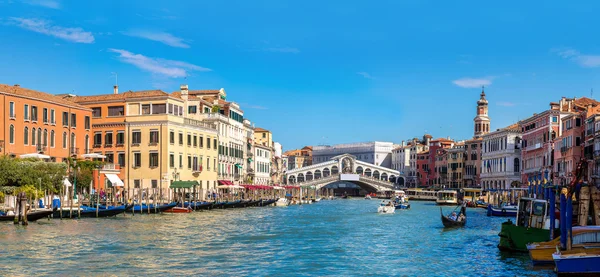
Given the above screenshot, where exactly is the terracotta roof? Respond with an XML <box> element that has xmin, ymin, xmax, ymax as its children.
<box><xmin>501</xmin><ymin>123</ymin><xmax>520</xmax><ymax>131</ymax></box>
<box><xmin>302</xmin><ymin>146</ymin><xmax>313</xmax><ymax>150</ymax></box>
<box><xmin>432</xmin><ymin>138</ymin><xmax>454</xmax><ymax>142</ymax></box>
<box><xmin>73</xmin><ymin>90</ymin><xmax>171</xmax><ymax>103</ymax></box>
<box><xmin>0</xmin><ymin>84</ymin><xmax>90</xmax><ymax>110</ymax></box>
<box><xmin>189</xmin><ymin>90</ymin><xmax>220</xmax><ymax>95</ymax></box>
<box><xmin>254</xmin><ymin>127</ymin><xmax>270</xmax><ymax>133</ymax></box>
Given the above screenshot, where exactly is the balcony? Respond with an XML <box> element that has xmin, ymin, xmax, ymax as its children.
<box><xmin>587</xmin><ymin>129</ymin><xmax>595</xmax><ymax>136</ymax></box>
<box><xmin>184</xmin><ymin>118</ymin><xmax>216</xmax><ymax>130</ymax></box>
<box><xmin>526</xmin><ymin>143</ymin><xmax>542</xmax><ymax>152</ymax></box>
<box><xmin>561</xmin><ymin>146</ymin><xmax>567</xmax><ymax>153</ymax></box>
<box><xmin>70</xmin><ymin>147</ymin><xmax>79</xmax><ymax>155</ymax></box>
<box><xmin>36</xmin><ymin>144</ymin><xmax>47</xmax><ymax>153</ymax></box>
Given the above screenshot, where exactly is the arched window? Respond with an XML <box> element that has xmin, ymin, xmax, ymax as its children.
<box><xmin>63</xmin><ymin>132</ymin><xmax>67</xmax><ymax>148</ymax></box>
<box><xmin>514</xmin><ymin>158</ymin><xmax>520</xmax><ymax>173</ymax></box>
<box><xmin>37</xmin><ymin>128</ymin><xmax>41</xmax><ymax>145</ymax></box>
<box><xmin>51</xmin><ymin>130</ymin><xmax>55</xmax><ymax>147</ymax></box>
<box><xmin>43</xmin><ymin>129</ymin><xmax>48</xmax><ymax>147</ymax></box>
<box><xmin>32</xmin><ymin>128</ymin><xmax>36</xmax><ymax>146</ymax></box>
<box><xmin>24</xmin><ymin>127</ymin><xmax>29</xmax><ymax>145</ymax></box>
<box><xmin>9</xmin><ymin>125</ymin><xmax>14</xmax><ymax>144</ymax></box>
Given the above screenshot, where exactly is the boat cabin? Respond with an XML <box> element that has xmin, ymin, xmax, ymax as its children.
<box><xmin>436</xmin><ymin>190</ymin><xmax>458</xmax><ymax>206</ymax></box>
<box><xmin>516</xmin><ymin>197</ymin><xmax>553</xmax><ymax>230</ymax></box>
<box><xmin>394</xmin><ymin>190</ymin><xmax>406</xmax><ymax>198</ymax></box>
<box><xmin>406</xmin><ymin>189</ymin><xmax>438</xmax><ymax>201</ymax></box>
<box><xmin>461</xmin><ymin>188</ymin><xmax>483</xmax><ymax>203</ymax></box>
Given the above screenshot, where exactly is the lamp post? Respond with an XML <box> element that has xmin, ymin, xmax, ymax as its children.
<box><xmin>73</xmin><ymin>160</ymin><xmax>77</xmax><ymax>200</ymax></box>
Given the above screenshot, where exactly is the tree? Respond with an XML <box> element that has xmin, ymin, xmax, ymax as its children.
<box><xmin>211</xmin><ymin>105</ymin><xmax>220</xmax><ymax>113</ymax></box>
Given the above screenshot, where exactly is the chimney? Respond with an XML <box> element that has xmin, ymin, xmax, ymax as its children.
<box><xmin>401</xmin><ymin>140</ymin><xmax>405</xmax><ymax>146</ymax></box>
<box><xmin>113</xmin><ymin>85</ymin><xmax>118</xmax><ymax>94</ymax></box>
<box><xmin>180</xmin><ymin>84</ymin><xmax>189</xmax><ymax>101</ymax></box>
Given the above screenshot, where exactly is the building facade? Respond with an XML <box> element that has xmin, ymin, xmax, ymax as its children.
<box><xmin>480</xmin><ymin>124</ymin><xmax>522</xmax><ymax>190</ymax></box>
<box><xmin>433</xmin><ymin>148</ymin><xmax>449</xmax><ymax>188</ymax></box>
<box><xmin>285</xmin><ymin>146</ymin><xmax>312</xmax><ymax>170</ymax></box>
<box><xmin>253</xmin><ymin>143</ymin><xmax>271</xmax><ymax>185</ymax></box>
<box><xmin>416</xmin><ymin>151</ymin><xmax>430</xmax><ymax>187</ymax></box>
<box><xmin>1</xmin><ymin>84</ymin><xmax>92</xmax><ymax>162</ymax></box>
<box><xmin>428</xmin><ymin>138</ymin><xmax>454</xmax><ymax>186</ymax></box>
<box><xmin>312</xmin><ymin>142</ymin><xmax>394</xmax><ymax>168</ymax></box>
<box><xmin>464</xmin><ymin>137</ymin><xmax>482</xmax><ymax>187</ymax></box>
<box><xmin>447</xmin><ymin>143</ymin><xmax>465</xmax><ymax>189</ymax></box>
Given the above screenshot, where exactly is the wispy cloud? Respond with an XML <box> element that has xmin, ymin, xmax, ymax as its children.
<box><xmin>23</xmin><ymin>0</ymin><xmax>60</xmax><ymax>9</ymax></box>
<box><xmin>497</xmin><ymin>101</ymin><xmax>516</xmax><ymax>107</ymax></box>
<box><xmin>108</xmin><ymin>49</ymin><xmax>211</xmax><ymax>78</ymax></box>
<box><xmin>357</xmin><ymin>72</ymin><xmax>374</xmax><ymax>79</ymax></box>
<box><xmin>554</xmin><ymin>47</ymin><xmax>600</xmax><ymax>68</ymax></box>
<box><xmin>8</xmin><ymin>17</ymin><xmax>94</xmax><ymax>43</ymax></box>
<box><xmin>122</xmin><ymin>30</ymin><xmax>189</xmax><ymax>48</ymax></box>
<box><xmin>264</xmin><ymin>47</ymin><xmax>299</xmax><ymax>54</ymax></box>
<box><xmin>452</xmin><ymin>76</ymin><xmax>494</xmax><ymax>88</ymax></box>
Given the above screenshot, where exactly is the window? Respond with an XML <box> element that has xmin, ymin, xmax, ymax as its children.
<box><xmin>50</xmin><ymin>130</ymin><xmax>55</xmax><ymax>147</ymax></box>
<box><xmin>179</xmin><ymin>154</ymin><xmax>183</xmax><ymax>168</ymax></box>
<box><xmin>132</xmin><ymin>131</ymin><xmax>141</xmax><ymax>144</ymax></box>
<box><xmin>108</xmin><ymin>106</ymin><xmax>124</xmax><ymax>116</ymax></box>
<box><xmin>133</xmin><ymin>152</ymin><xmax>141</xmax><ymax>167</ymax></box>
<box><xmin>214</xmin><ymin>158</ymin><xmax>216</xmax><ymax>172</ymax></box>
<box><xmin>576</xmin><ymin>137</ymin><xmax>581</xmax><ymax>147</ymax></box>
<box><xmin>31</xmin><ymin>106</ymin><xmax>38</xmax><ymax>121</ymax></box>
<box><xmin>199</xmin><ymin>136</ymin><xmax>203</xmax><ymax>148</ymax></box>
<box><xmin>62</xmin><ymin>132</ymin><xmax>67</xmax><ymax>148</ymax></box>
<box><xmin>105</xmin><ymin>153</ymin><xmax>114</xmax><ymax>163</ymax></box>
<box><xmin>118</xmin><ymin>153</ymin><xmax>125</xmax><ymax>167</ymax></box>
<box><xmin>187</xmin><ymin>134</ymin><xmax>191</xmax><ymax>146</ymax></box>
<box><xmin>214</xmin><ymin>139</ymin><xmax>217</xmax><ymax>149</ymax></box>
<box><xmin>149</xmin><ymin>152</ymin><xmax>159</xmax><ymax>167</ymax></box>
<box><xmin>188</xmin><ymin>105</ymin><xmax>197</xmax><ymax>114</ymax></box>
<box><xmin>142</xmin><ymin>104</ymin><xmax>151</xmax><ymax>115</ymax></box>
<box><xmin>32</xmin><ymin>129</ymin><xmax>36</xmax><ymax>146</ymax></box>
<box><xmin>43</xmin><ymin>108</ymin><xmax>48</xmax><ymax>123</ymax></box>
<box><xmin>9</xmin><ymin>102</ymin><xmax>15</xmax><ymax>118</ymax></box>
<box><xmin>92</xmin><ymin>107</ymin><xmax>102</xmax><ymax>118</ymax></box>
<box><xmin>193</xmin><ymin>156</ymin><xmax>199</xmax><ymax>171</ymax></box>
<box><xmin>134</xmin><ymin>179</ymin><xmax>140</xmax><ymax>188</ymax></box>
<box><xmin>193</xmin><ymin>135</ymin><xmax>197</xmax><ymax>147</ymax></box>
<box><xmin>187</xmin><ymin>155</ymin><xmax>192</xmax><ymax>169</ymax></box>
<box><xmin>576</xmin><ymin>118</ymin><xmax>582</xmax><ymax>127</ymax></box>
<box><xmin>149</xmin><ymin>130</ymin><xmax>159</xmax><ymax>144</ymax></box>
<box><xmin>169</xmin><ymin>154</ymin><xmax>175</xmax><ymax>168</ymax></box>
<box><xmin>9</xmin><ymin>125</ymin><xmax>14</xmax><ymax>144</ymax></box>
<box><xmin>70</xmin><ymin>113</ymin><xmax>76</xmax><ymax>127</ymax></box>
<box><xmin>262</xmin><ymin>133</ymin><xmax>266</xmax><ymax>138</ymax></box>
<box><xmin>552</xmin><ymin>116</ymin><xmax>558</xmax><ymax>123</ymax></box>
<box><xmin>24</xmin><ymin>127</ymin><xmax>28</xmax><ymax>145</ymax></box>
<box><xmin>151</xmin><ymin>180</ymin><xmax>158</xmax><ymax>189</ymax></box>
<box><xmin>151</xmin><ymin>104</ymin><xmax>166</xmax><ymax>114</ymax></box>
<box><xmin>204</xmin><ymin>107</ymin><xmax>210</xmax><ymax>113</ymax></box>
<box><xmin>116</xmin><ymin>132</ymin><xmax>124</xmax><ymax>145</ymax></box>
<box><xmin>24</xmin><ymin>104</ymin><xmax>29</xmax><ymax>120</ymax></box>
<box><xmin>178</xmin><ymin>133</ymin><xmax>183</xmax><ymax>145</ymax></box>
<box><xmin>170</xmin><ymin>131</ymin><xmax>175</xmax><ymax>144</ymax></box>
<box><xmin>168</xmin><ymin>103</ymin><xmax>173</xmax><ymax>114</ymax></box>
<box><xmin>62</xmin><ymin>112</ymin><xmax>68</xmax><ymax>126</ymax></box>
<box><xmin>207</xmin><ymin>137</ymin><xmax>210</xmax><ymax>149</ymax></box>
<box><xmin>50</xmin><ymin>109</ymin><xmax>55</xmax><ymax>124</ymax></box>
<box><xmin>94</xmin><ymin>133</ymin><xmax>102</xmax><ymax>146</ymax></box>
<box><xmin>85</xmin><ymin>116</ymin><xmax>90</xmax><ymax>129</ymax></box>
<box><xmin>105</xmin><ymin>132</ymin><xmax>113</xmax><ymax>146</ymax></box>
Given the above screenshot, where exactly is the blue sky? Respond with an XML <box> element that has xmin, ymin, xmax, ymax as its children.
<box><xmin>2</xmin><ymin>1</ymin><xmax>600</xmax><ymax>150</ymax></box>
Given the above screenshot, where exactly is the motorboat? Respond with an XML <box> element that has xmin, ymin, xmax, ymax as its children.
<box><xmin>436</xmin><ymin>190</ymin><xmax>458</xmax><ymax>206</ymax></box>
<box><xmin>487</xmin><ymin>203</ymin><xmax>518</xmax><ymax>217</ymax></box>
<box><xmin>378</xmin><ymin>201</ymin><xmax>396</xmax><ymax>214</ymax></box>
<box><xmin>164</xmin><ymin>206</ymin><xmax>193</xmax><ymax>213</ymax></box>
<box><xmin>274</xmin><ymin>198</ymin><xmax>289</xmax><ymax>207</ymax></box>
<box><xmin>365</xmin><ymin>195</ymin><xmax>372</xmax><ymax>200</ymax></box>
<box><xmin>527</xmin><ymin>226</ymin><xmax>600</xmax><ymax>265</ymax></box>
<box><xmin>498</xmin><ymin>198</ymin><xmax>558</xmax><ymax>252</ymax></box>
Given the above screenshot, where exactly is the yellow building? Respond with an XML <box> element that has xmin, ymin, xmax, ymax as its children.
<box><xmin>254</xmin><ymin>127</ymin><xmax>273</xmax><ymax>148</ymax></box>
<box><xmin>74</xmin><ymin>89</ymin><xmax>218</xmax><ymax>198</ymax></box>
<box><xmin>447</xmin><ymin>142</ymin><xmax>466</xmax><ymax>189</ymax></box>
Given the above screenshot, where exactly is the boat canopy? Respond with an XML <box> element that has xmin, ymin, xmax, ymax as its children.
<box><xmin>170</xmin><ymin>180</ymin><xmax>199</xmax><ymax>189</ymax></box>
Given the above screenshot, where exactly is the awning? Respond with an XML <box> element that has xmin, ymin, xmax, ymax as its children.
<box><xmin>63</xmin><ymin>178</ymin><xmax>72</xmax><ymax>187</ymax></box>
<box><xmin>218</xmin><ymin>180</ymin><xmax>233</xmax><ymax>186</ymax></box>
<box><xmin>235</xmin><ymin>164</ymin><xmax>243</xmax><ymax>169</ymax></box>
<box><xmin>83</xmin><ymin>153</ymin><xmax>106</xmax><ymax>159</ymax></box>
<box><xmin>248</xmin><ymin>158</ymin><xmax>253</xmax><ymax>162</ymax></box>
<box><xmin>20</xmin><ymin>153</ymin><xmax>50</xmax><ymax>159</ymax></box>
<box><xmin>170</xmin><ymin>181</ymin><xmax>199</xmax><ymax>189</ymax></box>
<box><xmin>105</xmin><ymin>174</ymin><xmax>124</xmax><ymax>187</ymax></box>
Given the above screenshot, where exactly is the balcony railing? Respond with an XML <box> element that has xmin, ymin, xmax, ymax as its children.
<box><xmin>36</xmin><ymin>144</ymin><xmax>47</xmax><ymax>153</ymax></box>
<box><xmin>184</xmin><ymin>118</ymin><xmax>216</xmax><ymax>130</ymax></box>
<box><xmin>70</xmin><ymin>147</ymin><xmax>79</xmax><ymax>155</ymax></box>
<box><xmin>587</xmin><ymin>129</ymin><xmax>595</xmax><ymax>136</ymax></box>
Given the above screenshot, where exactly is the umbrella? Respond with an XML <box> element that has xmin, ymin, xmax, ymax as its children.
<box><xmin>20</xmin><ymin>153</ymin><xmax>50</xmax><ymax>159</ymax></box>
<box><xmin>82</xmin><ymin>153</ymin><xmax>106</xmax><ymax>159</ymax></box>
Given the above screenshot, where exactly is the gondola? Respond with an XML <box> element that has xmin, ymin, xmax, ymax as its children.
<box><xmin>440</xmin><ymin>205</ymin><xmax>467</xmax><ymax>228</ymax></box>
<box><xmin>0</xmin><ymin>208</ymin><xmax>55</xmax><ymax>222</ymax></box>
<box><xmin>261</xmin><ymin>199</ymin><xmax>277</xmax><ymax>206</ymax></box>
<box><xmin>132</xmin><ymin>202</ymin><xmax>178</xmax><ymax>214</ymax></box>
<box><xmin>53</xmin><ymin>204</ymin><xmax>134</xmax><ymax>218</ymax></box>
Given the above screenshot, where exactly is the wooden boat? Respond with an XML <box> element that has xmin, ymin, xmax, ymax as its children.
<box><xmin>164</xmin><ymin>206</ymin><xmax>192</xmax><ymax>213</ymax></box>
<box><xmin>553</xmin><ymin>251</ymin><xmax>600</xmax><ymax>276</ymax></box>
<box><xmin>487</xmin><ymin>204</ymin><xmax>518</xmax><ymax>217</ymax></box>
<box><xmin>0</xmin><ymin>208</ymin><xmax>54</xmax><ymax>222</ymax></box>
<box><xmin>53</xmin><ymin>204</ymin><xmax>134</xmax><ymax>218</ymax></box>
<box><xmin>475</xmin><ymin>200</ymin><xmax>488</xmax><ymax>209</ymax></box>
<box><xmin>527</xmin><ymin>226</ymin><xmax>600</xmax><ymax>265</ymax></box>
<box><xmin>436</xmin><ymin>190</ymin><xmax>458</xmax><ymax>206</ymax></box>
<box><xmin>441</xmin><ymin>206</ymin><xmax>466</xmax><ymax>228</ymax></box>
<box><xmin>133</xmin><ymin>202</ymin><xmax>178</xmax><ymax>214</ymax></box>
<box><xmin>498</xmin><ymin>198</ymin><xmax>558</xmax><ymax>252</ymax></box>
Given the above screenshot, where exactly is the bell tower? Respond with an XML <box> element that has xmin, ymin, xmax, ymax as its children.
<box><xmin>474</xmin><ymin>86</ymin><xmax>490</xmax><ymax>138</ymax></box>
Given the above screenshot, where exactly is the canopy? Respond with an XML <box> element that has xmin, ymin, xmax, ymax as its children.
<box><xmin>63</xmin><ymin>178</ymin><xmax>72</xmax><ymax>187</ymax></box>
<box><xmin>170</xmin><ymin>181</ymin><xmax>198</xmax><ymax>189</ymax></box>
<box><xmin>20</xmin><ymin>153</ymin><xmax>50</xmax><ymax>159</ymax></box>
<box><xmin>105</xmin><ymin>174</ymin><xmax>124</xmax><ymax>187</ymax></box>
<box><xmin>218</xmin><ymin>180</ymin><xmax>234</xmax><ymax>186</ymax></box>
<box><xmin>234</xmin><ymin>163</ymin><xmax>243</xmax><ymax>169</ymax></box>
<box><xmin>273</xmin><ymin>186</ymin><xmax>285</xmax><ymax>190</ymax></box>
<box><xmin>248</xmin><ymin>158</ymin><xmax>253</xmax><ymax>162</ymax></box>
<box><xmin>83</xmin><ymin>153</ymin><xmax>106</xmax><ymax>159</ymax></box>
<box><xmin>216</xmin><ymin>184</ymin><xmax>244</xmax><ymax>189</ymax></box>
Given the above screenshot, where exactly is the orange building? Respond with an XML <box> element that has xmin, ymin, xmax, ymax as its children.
<box><xmin>0</xmin><ymin>84</ymin><xmax>92</xmax><ymax>161</ymax></box>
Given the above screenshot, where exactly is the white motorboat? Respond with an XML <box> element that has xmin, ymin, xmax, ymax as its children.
<box><xmin>314</xmin><ymin>197</ymin><xmax>322</xmax><ymax>202</ymax></box>
<box><xmin>365</xmin><ymin>195</ymin><xmax>372</xmax><ymax>200</ymax></box>
<box><xmin>274</xmin><ymin>198</ymin><xmax>289</xmax><ymax>207</ymax></box>
<box><xmin>378</xmin><ymin>201</ymin><xmax>396</xmax><ymax>214</ymax></box>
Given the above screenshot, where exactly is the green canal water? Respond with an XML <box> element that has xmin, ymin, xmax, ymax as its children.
<box><xmin>0</xmin><ymin>200</ymin><xmax>554</xmax><ymax>276</ymax></box>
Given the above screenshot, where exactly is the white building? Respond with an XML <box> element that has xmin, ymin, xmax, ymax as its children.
<box><xmin>481</xmin><ymin>123</ymin><xmax>522</xmax><ymax>190</ymax></box>
<box><xmin>312</xmin><ymin>141</ymin><xmax>395</xmax><ymax>168</ymax></box>
<box><xmin>254</xmin><ymin>143</ymin><xmax>271</xmax><ymax>185</ymax></box>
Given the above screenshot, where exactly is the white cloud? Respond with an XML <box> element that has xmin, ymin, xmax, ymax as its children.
<box><xmin>108</xmin><ymin>49</ymin><xmax>211</xmax><ymax>78</ymax></box>
<box><xmin>122</xmin><ymin>30</ymin><xmax>189</xmax><ymax>48</ymax></box>
<box><xmin>452</xmin><ymin>76</ymin><xmax>494</xmax><ymax>88</ymax></box>
<box><xmin>23</xmin><ymin>0</ymin><xmax>59</xmax><ymax>9</ymax></box>
<box><xmin>357</xmin><ymin>72</ymin><xmax>373</xmax><ymax>79</ymax></box>
<box><xmin>554</xmin><ymin>47</ymin><xmax>600</xmax><ymax>68</ymax></box>
<box><xmin>264</xmin><ymin>47</ymin><xmax>299</xmax><ymax>54</ymax></box>
<box><xmin>9</xmin><ymin>17</ymin><xmax>94</xmax><ymax>43</ymax></box>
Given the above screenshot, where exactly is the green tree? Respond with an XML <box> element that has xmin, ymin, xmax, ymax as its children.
<box><xmin>211</xmin><ymin>105</ymin><xmax>220</xmax><ymax>113</ymax></box>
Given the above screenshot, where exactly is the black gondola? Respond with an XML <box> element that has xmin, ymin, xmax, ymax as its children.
<box><xmin>0</xmin><ymin>208</ymin><xmax>55</xmax><ymax>222</ymax></box>
<box><xmin>440</xmin><ymin>205</ymin><xmax>467</xmax><ymax>228</ymax></box>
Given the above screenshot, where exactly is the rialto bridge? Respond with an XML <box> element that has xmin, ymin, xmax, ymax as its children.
<box><xmin>285</xmin><ymin>154</ymin><xmax>403</xmax><ymax>192</ymax></box>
